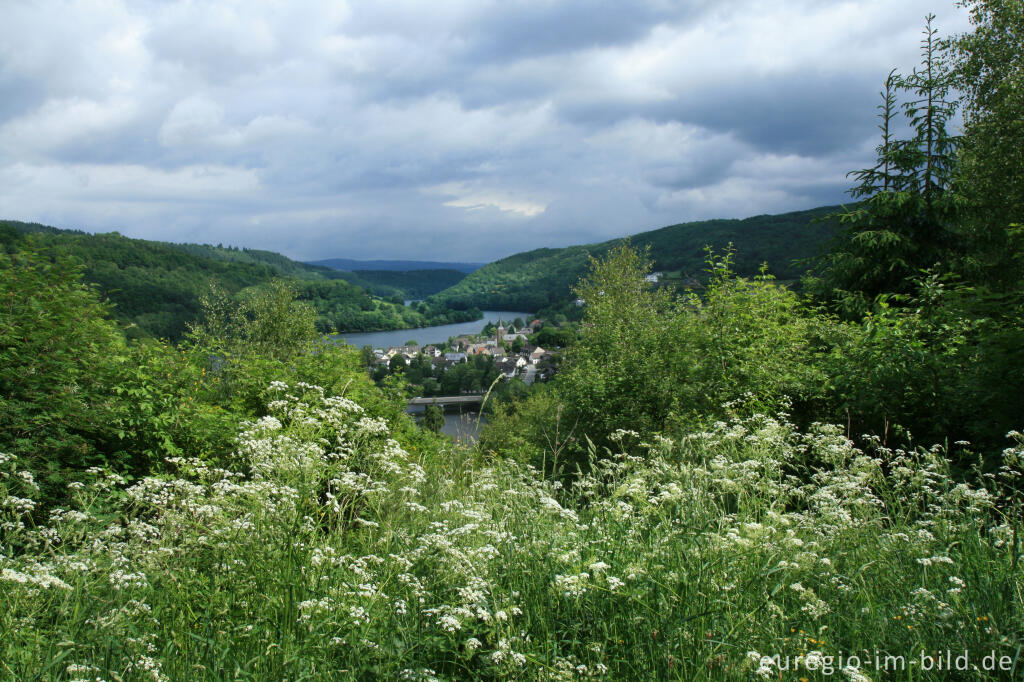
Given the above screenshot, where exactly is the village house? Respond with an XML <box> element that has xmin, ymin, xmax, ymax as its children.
<box><xmin>497</xmin><ymin>357</ymin><xmax>519</xmax><ymax>378</ymax></box>
<box><xmin>467</xmin><ymin>343</ymin><xmax>492</xmax><ymax>356</ymax></box>
<box><xmin>450</xmin><ymin>335</ymin><xmax>475</xmax><ymax>351</ymax></box>
<box><xmin>385</xmin><ymin>345</ymin><xmax>420</xmax><ymax>360</ymax></box>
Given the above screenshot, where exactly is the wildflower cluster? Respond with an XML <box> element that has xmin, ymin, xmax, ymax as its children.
<box><xmin>1</xmin><ymin>388</ymin><xmax>1021</xmax><ymax>680</ymax></box>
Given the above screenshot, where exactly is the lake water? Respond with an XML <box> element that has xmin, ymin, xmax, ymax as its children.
<box><xmin>331</xmin><ymin>310</ymin><xmax>533</xmax><ymax>349</ymax></box>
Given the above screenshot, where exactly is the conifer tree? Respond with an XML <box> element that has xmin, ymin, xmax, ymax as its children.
<box><xmin>813</xmin><ymin>15</ymin><xmax>962</xmax><ymax>314</ymax></box>
<box><xmin>422</xmin><ymin>403</ymin><xmax>445</xmax><ymax>433</ymax></box>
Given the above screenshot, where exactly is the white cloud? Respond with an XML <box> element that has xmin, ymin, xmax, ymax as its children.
<box><xmin>0</xmin><ymin>162</ymin><xmax>260</xmax><ymax>206</ymax></box>
<box><xmin>0</xmin><ymin>97</ymin><xmax>140</xmax><ymax>157</ymax></box>
<box><xmin>427</xmin><ymin>182</ymin><xmax>547</xmax><ymax>217</ymax></box>
<box><xmin>0</xmin><ymin>0</ymin><xmax>973</xmax><ymax>261</ymax></box>
<box><xmin>158</xmin><ymin>97</ymin><xmax>225</xmax><ymax>147</ymax></box>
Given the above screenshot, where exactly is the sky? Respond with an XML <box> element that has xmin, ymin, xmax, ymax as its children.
<box><xmin>0</xmin><ymin>0</ymin><xmax>971</xmax><ymax>263</ymax></box>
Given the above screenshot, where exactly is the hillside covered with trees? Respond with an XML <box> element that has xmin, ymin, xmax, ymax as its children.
<box><xmin>2</xmin><ymin>4</ymin><xmax>1023</xmax><ymax>680</ymax></box>
<box><xmin>308</xmin><ymin>257</ymin><xmax>484</xmax><ymax>273</ymax></box>
<box><xmin>428</xmin><ymin>205</ymin><xmax>840</xmax><ymax>312</ymax></box>
<box><xmin>0</xmin><ymin>221</ymin><xmax>479</xmax><ymax>340</ymax></box>
<box><xmin>335</xmin><ymin>268</ymin><xmax>469</xmax><ymax>300</ymax></box>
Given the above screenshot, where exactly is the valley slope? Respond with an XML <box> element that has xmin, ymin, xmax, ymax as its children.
<box><xmin>428</xmin><ymin>205</ymin><xmax>840</xmax><ymax>312</ymax></box>
<box><xmin>0</xmin><ymin>221</ymin><xmax>478</xmax><ymax>341</ymax></box>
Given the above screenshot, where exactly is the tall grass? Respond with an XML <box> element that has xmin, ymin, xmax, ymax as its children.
<box><xmin>2</xmin><ymin>383</ymin><xmax>1021</xmax><ymax>680</ymax></box>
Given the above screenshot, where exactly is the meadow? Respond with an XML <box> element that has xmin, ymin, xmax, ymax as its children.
<box><xmin>3</xmin><ymin>375</ymin><xmax>1021</xmax><ymax>679</ymax></box>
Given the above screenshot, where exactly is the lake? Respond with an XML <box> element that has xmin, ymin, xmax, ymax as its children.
<box><xmin>331</xmin><ymin>310</ymin><xmax>533</xmax><ymax>349</ymax></box>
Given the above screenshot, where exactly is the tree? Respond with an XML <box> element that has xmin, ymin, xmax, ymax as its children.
<box><xmin>0</xmin><ymin>242</ymin><xmax>127</xmax><ymax>493</ymax></box>
<box><xmin>421</xmin><ymin>377</ymin><xmax>441</xmax><ymax>396</ymax></box>
<box><xmin>812</xmin><ymin>14</ymin><xmax>962</xmax><ymax>314</ymax></box>
<box><xmin>422</xmin><ymin>403</ymin><xmax>445</xmax><ymax>433</ymax></box>
<box><xmin>405</xmin><ymin>353</ymin><xmax>433</xmax><ymax>384</ymax></box>
<box><xmin>389</xmin><ymin>354</ymin><xmax>407</xmax><ymax>374</ymax></box>
<box><xmin>237</xmin><ymin>279</ymin><xmax>320</xmax><ymax>362</ymax></box>
<box><xmin>556</xmin><ymin>244</ymin><xmax>827</xmax><ymax>465</ymax></box>
<box><xmin>185</xmin><ymin>278</ymin><xmax>323</xmax><ymax>414</ymax></box>
<box><xmin>948</xmin><ymin>0</ymin><xmax>1024</xmax><ymax>287</ymax></box>
<box><xmin>556</xmin><ymin>244</ymin><xmax>675</xmax><ymax>453</ymax></box>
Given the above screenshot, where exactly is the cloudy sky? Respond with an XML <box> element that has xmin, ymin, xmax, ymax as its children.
<box><xmin>0</xmin><ymin>1</ymin><xmax>970</xmax><ymax>263</ymax></box>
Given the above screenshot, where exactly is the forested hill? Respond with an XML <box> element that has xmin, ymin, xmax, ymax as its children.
<box><xmin>0</xmin><ymin>220</ymin><xmax>479</xmax><ymax>341</ymax></box>
<box><xmin>308</xmin><ymin>257</ymin><xmax>484</xmax><ymax>273</ymax></box>
<box><xmin>428</xmin><ymin>204</ymin><xmax>841</xmax><ymax>312</ymax></box>
<box><xmin>334</xmin><ymin>269</ymin><xmax>469</xmax><ymax>300</ymax></box>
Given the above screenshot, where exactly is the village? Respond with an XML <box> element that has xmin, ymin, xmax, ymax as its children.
<box><xmin>365</xmin><ymin>319</ymin><xmax>564</xmax><ymax>395</ymax></box>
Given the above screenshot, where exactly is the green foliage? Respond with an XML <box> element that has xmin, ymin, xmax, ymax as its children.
<box><xmin>3</xmin><ymin>388</ymin><xmax>1020</xmax><ymax>680</ymax></box>
<box><xmin>0</xmin><ymin>240</ymin><xmax>390</xmax><ymax>505</ymax></box>
<box><xmin>237</xmin><ymin>280</ymin><xmax>320</xmax><ymax>362</ymax></box>
<box><xmin>811</xmin><ymin>15</ymin><xmax>962</xmax><ymax>313</ymax></box>
<box><xmin>2</xmin><ymin>210</ymin><xmax>1022</xmax><ymax>681</ymax></box>
<box><xmin>822</xmin><ymin>274</ymin><xmax>1024</xmax><ymax>452</ymax></box>
<box><xmin>340</xmin><ymin>268</ymin><xmax>468</xmax><ymax>299</ymax></box>
<box><xmin>185</xmin><ymin>279</ymin><xmax>348</xmax><ymax>417</ymax></box>
<box><xmin>797</xmin><ymin>11</ymin><xmax>1024</xmax><ymax>453</ymax></box>
<box><xmin>546</xmin><ymin>244</ymin><xmax>827</xmax><ymax>468</ymax></box>
<box><xmin>0</xmin><ymin>224</ymin><xmax>286</xmax><ymax>341</ymax></box>
<box><xmin>528</xmin><ymin>324</ymin><xmax>576</xmax><ymax>348</ymax></box>
<box><xmin>949</xmin><ymin>0</ymin><xmax>1024</xmax><ymax>288</ymax></box>
<box><xmin>479</xmin><ymin>385</ymin><xmax>574</xmax><ymax>475</ymax></box>
<box><xmin>0</xmin><ymin>220</ymin><xmax>478</xmax><ymax>341</ymax></box>
<box><xmin>429</xmin><ymin>205</ymin><xmax>839</xmax><ymax>312</ymax></box>
<box><xmin>389</xmin><ymin>354</ymin><xmax>408</xmax><ymax>374</ymax></box>
<box><xmin>422</xmin><ymin>403</ymin><xmax>445</xmax><ymax>432</ymax></box>
<box><xmin>0</xmin><ymin>243</ymin><xmax>127</xmax><ymax>494</ymax></box>
<box><xmin>111</xmin><ymin>341</ymin><xmax>238</xmax><ymax>470</ymax></box>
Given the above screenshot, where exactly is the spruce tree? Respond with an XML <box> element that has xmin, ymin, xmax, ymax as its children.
<box><xmin>813</xmin><ymin>15</ymin><xmax>962</xmax><ymax>315</ymax></box>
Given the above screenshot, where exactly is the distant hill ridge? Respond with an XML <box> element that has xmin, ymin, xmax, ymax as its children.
<box><xmin>427</xmin><ymin>204</ymin><xmax>842</xmax><ymax>312</ymax></box>
<box><xmin>308</xmin><ymin>258</ymin><xmax>484</xmax><ymax>273</ymax></box>
<box><xmin>0</xmin><ymin>220</ymin><xmax>479</xmax><ymax>340</ymax></box>
<box><xmin>2</xmin><ymin>203</ymin><xmax>842</xmax><ymax>334</ymax></box>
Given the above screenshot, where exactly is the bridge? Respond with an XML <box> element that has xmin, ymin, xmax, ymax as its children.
<box><xmin>407</xmin><ymin>395</ymin><xmax>484</xmax><ymax>407</ymax></box>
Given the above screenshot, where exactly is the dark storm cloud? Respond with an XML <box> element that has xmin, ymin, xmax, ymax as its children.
<box><xmin>0</xmin><ymin>0</ymin><xmax>971</xmax><ymax>262</ymax></box>
<box><xmin>0</xmin><ymin>76</ymin><xmax>48</xmax><ymax>122</ymax></box>
<box><xmin>454</xmin><ymin>1</ymin><xmax>694</xmax><ymax>62</ymax></box>
<box><xmin>655</xmin><ymin>72</ymin><xmax>885</xmax><ymax>156</ymax></box>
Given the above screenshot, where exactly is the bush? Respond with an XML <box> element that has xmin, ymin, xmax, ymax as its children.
<box><xmin>553</xmin><ymin>244</ymin><xmax>828</xmax><ymax>467</ymax></box>
<box><xmin>0</xmin><ymin>243</ymin><xmax>127</xmax><ymax>495</ymax></box>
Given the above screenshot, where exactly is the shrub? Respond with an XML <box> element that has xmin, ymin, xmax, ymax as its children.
<box><xmin>0</xmin><ymin>243</ymin><xmax>127</xmax><ymax>495</ymax></box>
